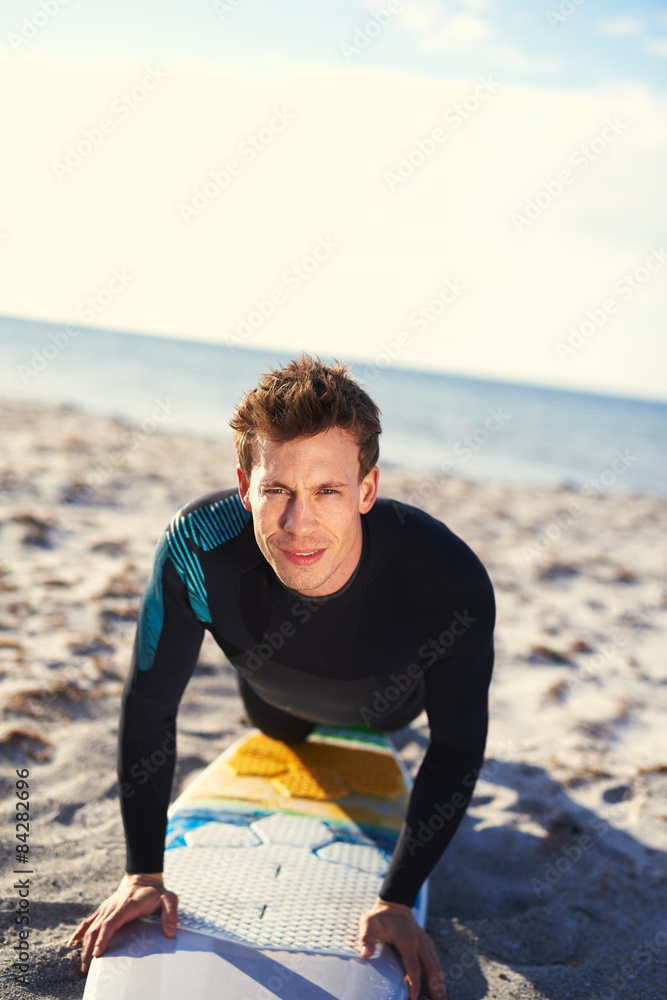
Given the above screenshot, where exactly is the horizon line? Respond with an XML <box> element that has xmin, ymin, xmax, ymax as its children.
<box><xmin>2</xmin><ymin>310</ymin><xmax>666</xmax><ymax>410</ymax></box>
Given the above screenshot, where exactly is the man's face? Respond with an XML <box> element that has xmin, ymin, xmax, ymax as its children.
<box><xmin>237</xmin><ymin>427</ymin><xmax>379</xmax><ymax>596</ymax></box>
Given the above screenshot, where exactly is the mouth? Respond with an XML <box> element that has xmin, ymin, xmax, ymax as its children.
<box><xmin>279</xmin><ymin>548</ymin><xmax>326</xmax><ymax>567</ymax></box>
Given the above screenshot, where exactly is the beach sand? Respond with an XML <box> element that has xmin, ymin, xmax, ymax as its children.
<box><xmin>1</xmin><ymin>396</ymin><xmax>666</xmax><ymax>999</ymax></box>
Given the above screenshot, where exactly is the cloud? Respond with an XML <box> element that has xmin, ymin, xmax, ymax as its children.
<box><xmin>483</xmin><ymin>44</ymin><xmax>565</xmax><ymax>76</ymax></box>
<box><xmin>396</xmin><ymin>1</ymin><xmax>441</xmax><ymax>35</ymax></box>
<box><xmin>594</xmin><ymin>18</ymin><xmax>644</xmax><ymax>38</ymax></box>
<box><xmin>399</xmin><ymin>6</ymin><xmax>561</xmax><ymax>77</ymax></box>
<box><xmin>644</xmin><ymin>37</ymin><xmax>667</xmax><ymax>59</ymax></box>
<box><xmin>456</xmin><ymin>0</ymin><xmax>492</xmax><ymax>8</ymax></box>
<box><xmin>420</xmin><ymin>13</ymin><xmax>490</xmax><ymax>50</ymax></box>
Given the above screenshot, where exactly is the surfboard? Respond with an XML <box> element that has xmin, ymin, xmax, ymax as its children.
<box><xmin>82</xmin><ymin>725</ymin><xmax>428</xmax><ymax>999</ymax></box>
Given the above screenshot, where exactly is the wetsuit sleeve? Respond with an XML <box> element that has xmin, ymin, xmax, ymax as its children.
<box><xmin>118</xmin><ymin>537</ymin><xmax>205</xmax><ymax>873</ymax></box>
<box><xmin>378</xmin><ymin>572</ymin><xmax>495</xmax><ymax>907</ymax></box>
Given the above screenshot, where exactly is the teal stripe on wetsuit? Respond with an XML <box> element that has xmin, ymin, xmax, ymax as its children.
<box><xmin>136</xmin><ymin>492</ymin><xmax>250</xmax><ymax>671</ymax></box>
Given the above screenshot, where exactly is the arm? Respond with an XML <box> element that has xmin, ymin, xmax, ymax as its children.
<box><xmin>360</xmin><ymin>565</ymin><xmax>495</xmax><ymax>999</ymax></box>
<box><xmin>69</xmin><ymin>533</ymin><xmax>205</xmax><ymax>972</ymax></box>
<box><xmin>379</xmin><ymin>626</ymin><xmax>494</xmax><ymax>905</ymax></box>
<box><xmin>119</xmin><ymin>551</ymin><xmax>205</xmax><ymax>873</ymax></box>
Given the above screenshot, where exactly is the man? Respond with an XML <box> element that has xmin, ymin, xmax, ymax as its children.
<box><xmin>69</xmin><ymin>355</ymin><xmax>495</xmax><ymax>1000</ymax></box>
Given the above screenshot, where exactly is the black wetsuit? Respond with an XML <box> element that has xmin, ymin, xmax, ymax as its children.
<box><xmin>119</xmin><ymin>488</ymin><xmax>495</xmax><ymax>907</ymax></box>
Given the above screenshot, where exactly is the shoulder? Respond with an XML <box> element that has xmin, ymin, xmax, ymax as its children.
<box><xmin>366</xmin><ymin>497</ymin><xmax>494</xmax><ymax>602</ymax></box>
<box><xmin>167</xmin><ymin>487</ymin><xmax>251</xmax><ymax>552</ymax></box>
<box><xmin>367</xmin><ymin>496</ymin><xmax>480</xmax><ymax>562</ymax></box>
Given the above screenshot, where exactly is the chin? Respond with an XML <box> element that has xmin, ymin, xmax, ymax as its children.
<box><xmin>274</xmin><ymin>563</ymin><xmax>331</xmax><ymax>593</ymax></box>
<box><xmin>281</xmin><ymin>571</ymin><xmax>327</xmax><ymax>593</ymax></box>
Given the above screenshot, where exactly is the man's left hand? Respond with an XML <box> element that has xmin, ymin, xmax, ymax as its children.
<box><xmin>358</xmin><ymin>898</ymin><xmax>448</xmax><ymax>999</ymax></box>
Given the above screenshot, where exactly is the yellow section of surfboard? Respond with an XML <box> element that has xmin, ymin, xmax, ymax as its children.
<box><xmin>170</xmin><ymin>726</ymin><xmax>410</xmax><ymax>832</ymax></box>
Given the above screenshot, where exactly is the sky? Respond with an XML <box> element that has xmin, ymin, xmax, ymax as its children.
<box><xmin>1</xmin><ymin>0</ymin><xmax>666</xmax><ymax>401</ymax></box>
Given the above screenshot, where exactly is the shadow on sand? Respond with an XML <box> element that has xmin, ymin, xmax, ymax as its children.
<box><xmin>424</xmin><ymin>759</ymin><xmax>667</xmax><ymax>999</ymax></box>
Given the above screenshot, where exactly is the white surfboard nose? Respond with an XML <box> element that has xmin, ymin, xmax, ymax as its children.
<box><xmin>82</xmin><ymin>922</ymin><xmax>409</xmax><ymax>1000</ymax></box>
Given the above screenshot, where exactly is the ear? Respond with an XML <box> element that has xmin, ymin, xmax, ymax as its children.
<box><xmin>237</xmin><ymin>467</ymin><xmax>252</xmax><ymax>511</ymax></box>
<box><xmin>358</xmin><ymin>466</ymin><xmax>379</xmax><ymax>515</ymax></box>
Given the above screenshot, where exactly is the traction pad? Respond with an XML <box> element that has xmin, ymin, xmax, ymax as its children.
<box><xmin>164</xmin><ymin>813</ymin><xmax>392</xmax><ymax>954</ymax></box>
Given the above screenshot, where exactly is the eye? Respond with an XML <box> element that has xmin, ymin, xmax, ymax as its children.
<box><xmin>319</xmin><ymin>489</ymin><xmax>339</xmax><ymax>495</ymax></box>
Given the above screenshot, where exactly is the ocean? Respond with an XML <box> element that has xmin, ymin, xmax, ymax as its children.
<box><xmin>1</xmin><ymin>315</ymin><xmax>665</xmax><ymax>497</ymax></box>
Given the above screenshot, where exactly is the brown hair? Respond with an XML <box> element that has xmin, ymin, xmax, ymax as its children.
<box><xmin>230</xmin><ymin>354</ymin><xmax>382</xmax><ymax>479</ymax></box>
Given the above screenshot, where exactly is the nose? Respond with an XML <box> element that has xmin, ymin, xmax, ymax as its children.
<box><xmin>281</xmin><ymin>496</ymin><xmax>318</xmax><ymax>535</ymax></box>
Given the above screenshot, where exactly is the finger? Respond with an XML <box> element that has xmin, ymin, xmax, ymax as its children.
<box><xmin>393</xmin><ymin>944</ymin><xmax>422</xmax><ymax>1000</ymax></box>
<box><xmin>160</xmin><ymin>891</ymin><xmax>178</xmax><ymax>937</ymax></box>
<box><xmin>67</xmin><ymin>913</ymin><xmax>97</xmax><ymax>947</ymax></box>
<box><xmin>80</xmin><ymin>908</ymin><xmax>127</xmax><ymax>972</ymax></box>
<box><xmin>404</xmin><ymin>971</ymin><xmax>420</xmax><ymax>1000</ymax></box>
<box><xmin>89</xmin><ymin>909</ymin><xmax>132</xmax><ymax>965</ymax></box>
<box><xmin>427</xmin><ymin>972</ymin><xmax>449</xmax><ymax>1000</ymax></box>
<box><xmin>358</xmin><ymin>915</ymin><xmax>377</xmax><ymax>959</ymax></box>
<box><xmin>80</xmin><ymin>921</ymin><xmax>103</xmax><ymax>973</ymax></box>
<box><xmin>424</xmin><ymin>964</ymin><xmax>448</xmax><ymax>1000</ymax></box>
<box><xmin>414</xmin><ymin>932</ymin><xmax>447</xmax><ymax>999</ymax></box>
<box><xmin>88</xmin><ymin>887</ymin><xmax>163</xmax><ymax>964</ymax></box>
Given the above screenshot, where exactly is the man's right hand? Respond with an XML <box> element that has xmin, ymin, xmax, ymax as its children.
<box><xmin>67</xmin><ymin>873</ymin><xmax>179</xmax><ymax>973</ymax></box>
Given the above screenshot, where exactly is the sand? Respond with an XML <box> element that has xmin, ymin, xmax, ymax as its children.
<box><xmin>0</xmin><ymin>396</ymin><xmax>666</xmax><ymax>1000</ymax></box>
